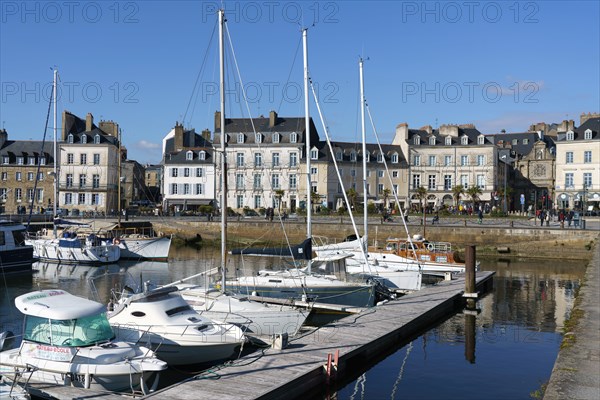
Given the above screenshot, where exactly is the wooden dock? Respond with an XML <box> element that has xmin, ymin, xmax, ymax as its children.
<box><xmin>145</xmin><ymin>271</ymin><xmax>495</xmax><ymax>400</ymax></box>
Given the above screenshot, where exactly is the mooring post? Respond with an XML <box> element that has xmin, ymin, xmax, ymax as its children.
<box><xmin>463</xmin><ymin>244</ymin><xmax>478</xmax><ymax>309</ymax></box>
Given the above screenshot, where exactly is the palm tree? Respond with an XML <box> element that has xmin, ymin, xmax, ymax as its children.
<box><xmin>466</xmin><ymin>185</ymin><xmax>483</xmax><ymax>207</ymax></box>
<box><xmin>415</xmin><ymin>186</ymin><xmax>428</xmax><ymax>213</ymax></box>
<box><xmin>346</xmin><ymin>188</ymin><xmax>358</xmax><ymax>212</ymax></box>
<box><xmin>310</xmin><ymin>190</ymin><xmax>320</xmax><ymax>213</ymax></box>
<box><xmin>452</xmin><ymin>184</ymin><xmax>465</xmax><ymax>212</ymax></box>
<box><xmin>274</xmin><ymin>189</ymin><xmax>285</xmax><ymax>213</ymax></box>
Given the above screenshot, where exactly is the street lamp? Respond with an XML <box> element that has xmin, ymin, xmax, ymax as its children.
<box><xmin>500</xmin><ymin>154</ymin><xmax>507</xmax><ymax>213</ymax></box>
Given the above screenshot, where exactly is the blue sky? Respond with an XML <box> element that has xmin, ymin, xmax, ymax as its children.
<box><xmin>1</xmin><ymin>1</ymin><xmax>598</xmax><ymax>164</ymax></box>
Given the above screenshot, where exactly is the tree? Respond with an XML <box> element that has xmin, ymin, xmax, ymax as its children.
<box><xmin>452</xmin><ymin>184</ymin><xmax>465</xmax><ymax>211</ymax></box>
<box><xmin>496</xmin><ymin>185</ymin><xmax>514</xmax><ymax>211</ymax></box>
<box><xmin>466</xmin><ymin>185</ymin><xmax>483</xmax><ymax>207</ymax></box>
<box><xmin>310</xmin><ymin>190</ymin><xmax>320</xmax><ymax>213</ymax></box>
<box><xmin>381</xmin><ymin>188</ymin><xmax>391</xmax><ymax>211</ymax></box>
<box><xmin>415</xmin><ymin>186</ymin><xmax>428</xmax><ymax>213</ymax></box>
<box><xmin>346</xmin><ymin>188</ymin><xmax>358</xmax><ymax>212</ymax></box>
<box><xmin>274</xmin><ymin>189</ymin><xmax>285</xmax><ymax>213</ymax></box>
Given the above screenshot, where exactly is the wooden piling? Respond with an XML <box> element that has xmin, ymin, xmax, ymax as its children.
<box><xmin>464</xmin><ymin>244</ymin><xmax>477</xmax><ymax>309</ymax></box>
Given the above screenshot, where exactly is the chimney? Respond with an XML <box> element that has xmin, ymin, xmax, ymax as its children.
<box><xmin>439</xmin><ymin>124</ymin><xmax>459</xmax><ymax>137</ymax></box>
<box><xmin>393</xmin><ymin>123</ymin><xmax>409</xmax><ymax>145</ymax></box>
<box><xmin>537</xmin><ymin>130</ymin><xmax>544</xmax><ymax>141</ymax></box>
<box><xmin>0</xmin><ymin>128</ymin><xmax>7</xmax><ymax>149</ymax></box>
<box><xmin>214</xmin><ymin>111</ymin><xmax>221</xmax><ymax>131</ymax></box>
<box><xmin>202</xmin><ymin>129</ymin><xmax>211</xmax><ymax>142</ymax></box>
<box><xmin>85</xmin><ymin>113</ymin><xmax>93</xmax><ymax>131</ymax></box>
<box><xmin>269</xmin><ymin>110</ymin><xmax>278</xmax><ymax>128</ymax></box>
<box><xmin>99</xmin><ymin>120</ymin><xmax>119</xmax><ymax>136</ymax></box>
<box><xmin>420</xmin><ymin>125</ymin><xmax>432</xmax><ymax>134</ymax></box>
<box><xmin>174</xmin><ymin>122</ymin><xmax>184</xmax><ymax>150</ymax></box>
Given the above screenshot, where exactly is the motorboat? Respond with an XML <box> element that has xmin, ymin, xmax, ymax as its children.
<box><xmin>0</xmin><ymin>220</ymin><xmax>34</xmax><ymax>275</ymax></box>
<box><xmin>25</xmin><ymin>219</ymin><xmax>120</xmax><ymax>264</ymax></box>
<box><xmin>0</xmin><ymin>290</ymin><xmax>167</xmax><ymax>394</ymax></box>
<box><xmin>107</xmin><ymin>283</ymin><xmax>246</xmax><ymax>366</ymax></box>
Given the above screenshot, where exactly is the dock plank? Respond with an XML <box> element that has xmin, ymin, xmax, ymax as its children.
<box><xmin>146</xmin><ymin>271</ymin><xmax>494</xmax><ymax>400</ymax></box>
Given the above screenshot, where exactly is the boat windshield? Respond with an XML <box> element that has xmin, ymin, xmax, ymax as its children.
<box><xmin>24</xmin><ymin>313</ymin><xmax>115</xmax><ymax>347</ymax></box>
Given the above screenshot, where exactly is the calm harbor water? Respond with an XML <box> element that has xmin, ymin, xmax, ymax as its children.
<box><xmin>0</xmin><ymin>249</ymin><xmax>587</xmax><ymax>399</ymax></box>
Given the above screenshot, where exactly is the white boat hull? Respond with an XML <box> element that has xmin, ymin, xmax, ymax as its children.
<box><xmin>118</xmin><ymin>236</ymin><xmax>171</xmax><ymax>261</ymax></box>
<box><xmin>26</xmin><ymin>238</ymin><xmax>120</xmax><ymax>264</ymax></box>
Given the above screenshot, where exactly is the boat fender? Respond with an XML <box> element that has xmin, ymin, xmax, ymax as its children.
<box><xmin>84</xmin><ymin>373</ymin><xmax>91</xmax><ymax>389</ymax></box>
<box><xmin>427</xmin><ymin>243</ymin><xmax>435</xmax><ymax>251</ymax></box>
<box><xmin>41</xmin><ymin>228</ymin><xmax>47</xmax><ymax>236</ymax></box>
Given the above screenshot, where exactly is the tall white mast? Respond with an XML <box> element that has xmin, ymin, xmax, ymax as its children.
<box><xmin>303</xmin><ymin>28</ymin><xmax>312</xmax><ymax>272</ymax></box>
<box><xmin>53</xmin><ymin>67</ymin><xmax>58</xmax><ymax>238</ymax></box>
<box><xmin>219</xmin><ymin>9</ymin><xmax>228</xmax><ymax>291</ymax></box>
<box><xmin>359</xmin><ymin>58</ymin><xmax>367</xmax><ymax>255</ymax></box>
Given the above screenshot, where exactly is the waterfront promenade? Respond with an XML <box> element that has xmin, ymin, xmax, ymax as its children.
<box><xmin>544</xmin><ymin>242</ymin><xmax>600</xmax><ymax>400</ymax></box>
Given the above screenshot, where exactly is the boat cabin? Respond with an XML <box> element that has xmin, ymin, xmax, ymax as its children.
<box><xmin>311</xmin><ymin>254</ymin><xmax>354</xmax><ymax>281</ymax></box>
<box><xmin>383</xmin><ymin>235</ymin><xmax>459</xmax><ymax>265</ymax></box>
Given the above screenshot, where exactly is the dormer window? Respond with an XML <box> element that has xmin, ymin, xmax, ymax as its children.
<box><xmin>461</xmin><ymin>136</ymin><xmax>468</xmax><ymax>145</ymax></box>
<box><xmin>186</xmin><ymin>151</ymin><xmax>193</xmax><ymax>161</ymax></box>
<box><xmin>584</xmin><ymin>129</ymin><xmax>592</xmax><ymax>140</ymax></box>
<box><xmin>413</xmin><ymin>136</ymin><xmax>421</xmax><ymax>145</ymax></box>
<box><xmin>28</xmin><ymin>156</ymin><xmax>35</xmax><ymax>165</ymax></box>
<box><xmin>199</xmin><ymin>151</ymin><xmax>206</xmax><ymax>160</ymax></box>
<box><xmin>290</xmin><ymin>132</ymin><xmax>297</xmax><ymax>143</ymax></box>
<box><xmin>310</xmin><ymin>148</ymin><xmax>318</xmax><ymax>160</ymax></box>
<box><xmin>40</xmin><ymin>157</ymin><xmax>46</xmax><ymax>165</ymax></box>
<box><xmin>523</xmin><ymin>138</ymin><xmax>529</xmax><ymax>145</ymax></box>
<box><xmin>272</xmin><ymin>133</ymin><xmax>280</xmax><ymax>143</ymax></box>
<box><xmin>81</xmin><ymin>135</ymin><xmax>87</xmax><ymax>144</ymax></box>
<box><xmin>255</xmin><ymin>133</ymin><xmax>262</xmax><ymax>143</ymax></box>
<box><xmin>445</xmin><ymin>136</ymin><xmax>452</xmax><ymax>145</ymax></box>
<box><xmin>350</xmin><ymin>151</ymin><xmax>357</xmax><ymax>162</ymax></box>
<box><xmin>377</xmin><ymin>153</ymin><xmax>384</xmax><ymax>163</ymax></box>
<box><xmin>391</xmin><ymin>153</ymin><xmax>398</xmax><ymax>163</ymax></box>
<box><xmin>336</xmin><ymin>151</ymin><xmax>343</xmax><ymax>161</ymax></box>
<box><xmin>477</xmin><ymin>135</ymin><xmax>485</xmax><ymax>145</ymax></box>
<box><xmin>67</xmin><ymin>134</ymin><xmax>74</xmax><ymax>144</ymax></box>
<box><xmin>429</xmin><ymin>136</ymin><xmax>436</xmax><ymax>146</ymax></box>
<box><xmin>566</xmin><ymin>130</ymin><xmax>574</xmax><ymax>141</ymax></box>
<box><xmin>365</xmin><ymin>151</ymin><xmax>370</xmax><ymax>162</ymax></box>
<box><xmin>2</xmin><ymin>156</ymin><xmax>9</xmax><ymax>164</ymax></box>
<box><xmin>94</xmin><ymin>134</ymin><xmax>101</xmax><ymax>144</ymax></box>
<box><xmin>512</xmin><ymin>139</ymin><xmax>518</xmax><ymax>145</ymax></box>
<box><xmin>237</xmin><ymin>133</ymin><xmax>244</xmax><ymax>143</ymax></box>
<box><xmin>17</xmin><ymin>156</ymin><xmax>23</xmax><ymax>165</ymax></box>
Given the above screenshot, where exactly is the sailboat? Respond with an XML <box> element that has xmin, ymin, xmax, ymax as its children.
<box><xmin>223</xmin><ymin>29</ymin><xmax>380</xmax><ymax>308</ymax></box>
<box><xmin>24</xmin><ymin>69</ymin><xmax>120</xmax><ymax>265</ymax></box>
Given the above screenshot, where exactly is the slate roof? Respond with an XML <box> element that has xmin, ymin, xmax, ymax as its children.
<box><xmin>163</xmin><ymin>129</ymin><xmax>212</xmax><ymax>153</ymax></box>
<box><xmin>407</xmin><ymin>126</ymin><xmax>490</xmax><ymax>145</ymax></box>
<box><xmin>0</xmin><ymin>140</ymin><xmax>56</xmax><ymax>164</ymax></box>
<box><xmin>312</xmin><ymin>140</ymin><xmax>407</xmax><ymax>165</ymax></box>
<box><xmin>213</xmin><ymin>116</ymin><xmax>320</xmax><ymax>146</ymax></box>
<box><xmin>163</xmin><ymin>148</ymin><xmax>213</xmax><ymax>165</ymax></box>
<box><xmin>555</xmin><ymin>117</ymin><xmax>600</xmax><ymax>141</ymax></box>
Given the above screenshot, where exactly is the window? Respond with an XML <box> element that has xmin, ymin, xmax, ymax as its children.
<box><xmin>27</xmin><ymin>172</ymin><xmax>34</xmax><ymax>181</ymax></box>
<box><xmin>445</xmin><ymin>136</ymin><xmax>452</xmax><ymax>145</ymax></box>
<box><xmin>254</xmin><ymin>195</ymin><xmax>261</xmax><ymax>208</ymax></box>
<box><xmin>272</xmin><ymin>153</ymin><xmax>280</xmax><ymax>167</ymax></box>
<box><xmin>16</xmin><ymin>172</ymin><xmax>21</xmax><ymax>181</ymax></box>
<box><xmin>36</xmin><ymin>188</ymin><xmax>43</xmax><ymax>203</ymax></box>
<box><xmin>64</xmin><ymin>193</ymin><xmax>72</xmax><ymax>205</ymax></box>
<box><xmin>583</xmin><ymin>173</ymin><xmax>592</xmax><ymax>187</ymax></box>
<box><xmin>39</xmin><ymin>156</ymin><xmax>46</xmax><ymax>165</ymax></box>
<box><xmin>91</xmin><ymin>193</ymin><xmax>99</xmax><ymax>205</ymax></box>
<box><xmin>80</xmin><ymin>154</ymin><xmax>87</xmax><ymax>165</ymax></box>
<box><xmin>236</xmin><ymin>195</ymin><xmax>244</xmax><ymax>209</ymax></box>
<box><xmin>199</xmin><ymin>151</ymin><xmax>206</xmax><ymax>160</ymax></box>
<box><xmin>584</xmin><ymin>151</ymin><xmax>592</xmax><ymax>163</ymax></box>
<box><xmin>66</xmin><ymin>174</ymin><xmax>73</xmax><ymax>188</ymax></box>
<box><xmin>392</xmin><ymin>171</ymin><xmax>399</xmax><ymax>178</ymax></box>
<box><xmin>311</xmin><ymin>167</ymin><xmax>317</xmax><ymax>175</ymax></box>
<box><xmin>272</xmin><ymin>133</ymin><xmax>280</xmax><ymax>143</ymax></box>
<box><xmin>461</xmin><ymin>155</ymin><xmax>469</xmax><ymax>166</ymax></box>
<box><xmin>15</xmin><ymin>188</ymin><xmax>22</xmax><ymax>201</ymax></box>
<box><xmin>378</xmin><ymin>170</ymin><xmax>384</xmax><ymax>178</ymax></box>
<box><xmin>38</xmin><ymin>172</ymin><xmax>44</xmax><ymax>181</ymax></box>
<box><xmin>289</xmin><ymin>174</ymin><xmax>297</xmax><ymax>189</ymax></box>
<box><xmin>81</xmin><ymin>135</ymin><xmax>87</xmax><ymax>144</ymax></box>
<box><xmin>290</xmin><ymin>132</ymin><xmax>297</xmax><ymax>143</ymax></box>
<box><xmin>253</xmin><ymin>173</ymin><xmax>261</xmax><ymax>189</ymax></box>
<box><xmin>336</xmin><ymin>151</ymin><xmax>343</xmax><ymax>161</ymax></box>
<box><xmin>477</xmin><ymin>155</ymin><xmax>485</xmax><ymax>166</ymax></box>
<box><xmin>337</xmin><ymin>183</ymin><xmax>342</xmax><ymax>194</ymax></box>
<box><xmin>186</xmin><ymin>151</ymin><xmax>193</xmax><ymax>161</ymax></box>
<box><xmin>477</xmin><ymin>174</ymin><xmax>485</xmax><ymax>189</ymax></box>
<box><xmin>195</xmin><ymin>183</ymin><xmax>204</xmax><ymax>195</ymax></box>
<box><xmin>393</xmin><ymin>184</ymin><xmax>398</xmax><ymax>195</ymax></box>
<box><xmin>236</xmin><ymin>153</ymin><xmax>244</xmax><ymax>167</ymax></box>
<box><xmin>444</xmin><ymin>155</ymin><xmax>452</xmax><ymax>166</ymax></box>
<box><xmin>93</xmin><ymin>154</ymin><xmax>100</xmax><ymax>165</ymax></box>
<box><xmin>367</xmin><ymin>170</ymin><xmax>371</xmax><ymax>177</ymax></box>
<box><xmin>79</xmin><ymin>174</ymin><xmax>86</xmax><ymax>188</ymax></box>
<box><xmin>183</xmin><ymin>183</ymin><xmax>190</xmax><ymax>195</ymax></box>
<box><xmin>429</xmin><ymin>155</ymin><xmax>436</xmax><ymax>166</ymax></box>
<box><xmin>444</xmin><ymin>175</ymin><xmax>452</xmax><ymax>190</ymax></box>
<box><xmin>339</xmin><ymin>168</ymin><xmax>343</xmax><ymax>177</ymax></box>
<box><xmin>94</xmin><ymin>134</ymin><xmax>101</xmax><ymax>144</ymax></box>
<box><xmin>28</xmin><ymin>156</ymin><xmax>35</xmax><ymax>165</ymax></box>
<box><xmin>255</xmin><ymin>133</ymin><xmax>262</xmax><ymax>144</ymax></box>
<box><xmin>391</xmin><ymin>153</ymin><xmax>398</xmax><ymax>163</ymax></box>
<box><xmin>413</xmin><ymin>136</ymin><xmax>421</xmax><ymax>145</ymax></box>
<box><xmin>171</xmin><ymin>168</ymin><xmax>178</xmax><ymax>177</ymax></box>
<box><xmin>584</xmin><ymin>129</ymin><xmax>592</xmax><ymax>140</ymax></box>
<box><xmin>460</xmin><ymin>174</ymin><xmax>468</xmax><ymax>187</ymax></box>
<box><xmin>2</xmin><ymin>156</ymin><xmax>9</xmax><ymax>164</ymax></box>
<box><xmin>412</xmin><ymin>174</ymin><xmax>421</xmax><ymax>189</ymax></box>
<box><xmin>67</xmin><ymin>153</ymin><xmax>74</xmax><ymax>164</ymax></box>
<box><xmin>429</xmin><ymin>136</ymin><xmax>436</xmax><ymax>145</ymax></box>
<box><xmin>565</xmin><ymin>173</ymin><xmax>574</xmax><ymax>188</ymax></box>
<box><xmin>93</xmin><ymin>174</ymin><xmax>100</xmax><ymax>188</ymax></box>
<box><xmin>428</xmin><ymin>175</ymin><xmax>436</xmax><ymax>190</ymax></box>
<box><xmin>67</xmin><ymin>134</ymin><xmax>74</xmax><ymax>143</ymax></box>
<box><xmin>1</xmin><ymin>172</ymin><xmax>6</xmax><ymax>181</ymax></box>
<box><xmin>27</xmin><ymin>188</ymin><xmax>34</xmax><ymax>201</ymax></box>
<box><xmin>254</xmin><ymin>152</ymin><xmax>262</xmax><ymax>167</ymax></box>
<box><xmin>290</xmin><ymin>152</ymin><xmax>298</xmax><ymax>167</ymax></box>
<box><xmin>311</xmin><ymin>149</ymin><xmax>318</xmax><ymax>160</ymax></box>
<box><xmin>237</xmin><ymin>133</ymin><xmax>244</xmax><ymax>143</ymax></box>
<box><xmin>350</xmin><ymin>152</ymin><xmax>357</xmax><ymax>162</ymax></box>
<box><xmin>413</xmin><ymin>155</ymin><xmax>421</xmax><ymax>166</ymax></box>
<box><xmin>271</xmin><ymin>174</ymin><xmax>280</xmax><ymax>189</ymax></box>
<box><xmin>350</xmin><ymin>169</ymin><xmax>356</xmax><ymax>177</ymax></box>
<box><xmin>366</xmin><ymin>184</ymin><xmax>371</xmax><ymax>195</ymax></box>
<box><xmin>196</xmin><ymin>168</ymin><xmax>203</xmax><ymax>177</ymax></box>
<box><xmin>477</xmin><ymin>136</ymin><xmax>485</xmax><ymax>145</ymax></box>
<box><xmin>377</xmin><ymin>153</ymin><xmax>384</xmax><ymax>163</ymax></box>
<box><xmin>566</xmin><ymin>130</ymin><xmax>574</xmax><ymax>141</ymax></box>
<box><xmin>78</xmin><ymin>193</ymin><xmax>86</xmax><ymax>205</ymax></box>
<box><xmin>566</xmin><ymin>152</ymin><xmax>573</xmax><ymax>164</ymax></box>
<box><xmin>523</xmin><ymin>138</ymin><xmax>529</xmax><ymax>145</ymax></box>
<box><xmin>378</xmin><ymin>184</ymin><xmax>384</xmax><ymax>194</ymax></box>
<box><xmin>170</xmin><ymin>183</ymin><xmax>178</xmax><ymax>194</ymax></box>
<box><xmin>236</xmin><ymin>173</ymin><xmax>245</xmax><ymax>189</ymax></box>
<box><xmin>461</xmin><ymin>136</ymin><xmax>468</xmax><ymax>145</ymax></box>
<box><xmin>17</xmin><ymin>156</ymin><xmax>23</xmax><ymax>165</ymax></box>
<box><xmin>365</xmin><ymin>152</ymin><xmax>370</xmax><ymax>162</ymax></box>
<box><xmin>183</xmin><ymin>168</ymin><xmax>190</xmax><ymax>177</ymax></box>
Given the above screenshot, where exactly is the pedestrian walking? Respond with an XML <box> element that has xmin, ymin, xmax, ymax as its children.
<box><xmin>477</xmin><ymin>208</ymin><xmax>483</xmax><ymax>224</ymax></box>
<box><xmin>567</xmin><ymin>210</ymin><xmax>573</xmax><ymax>227</ymax></box>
